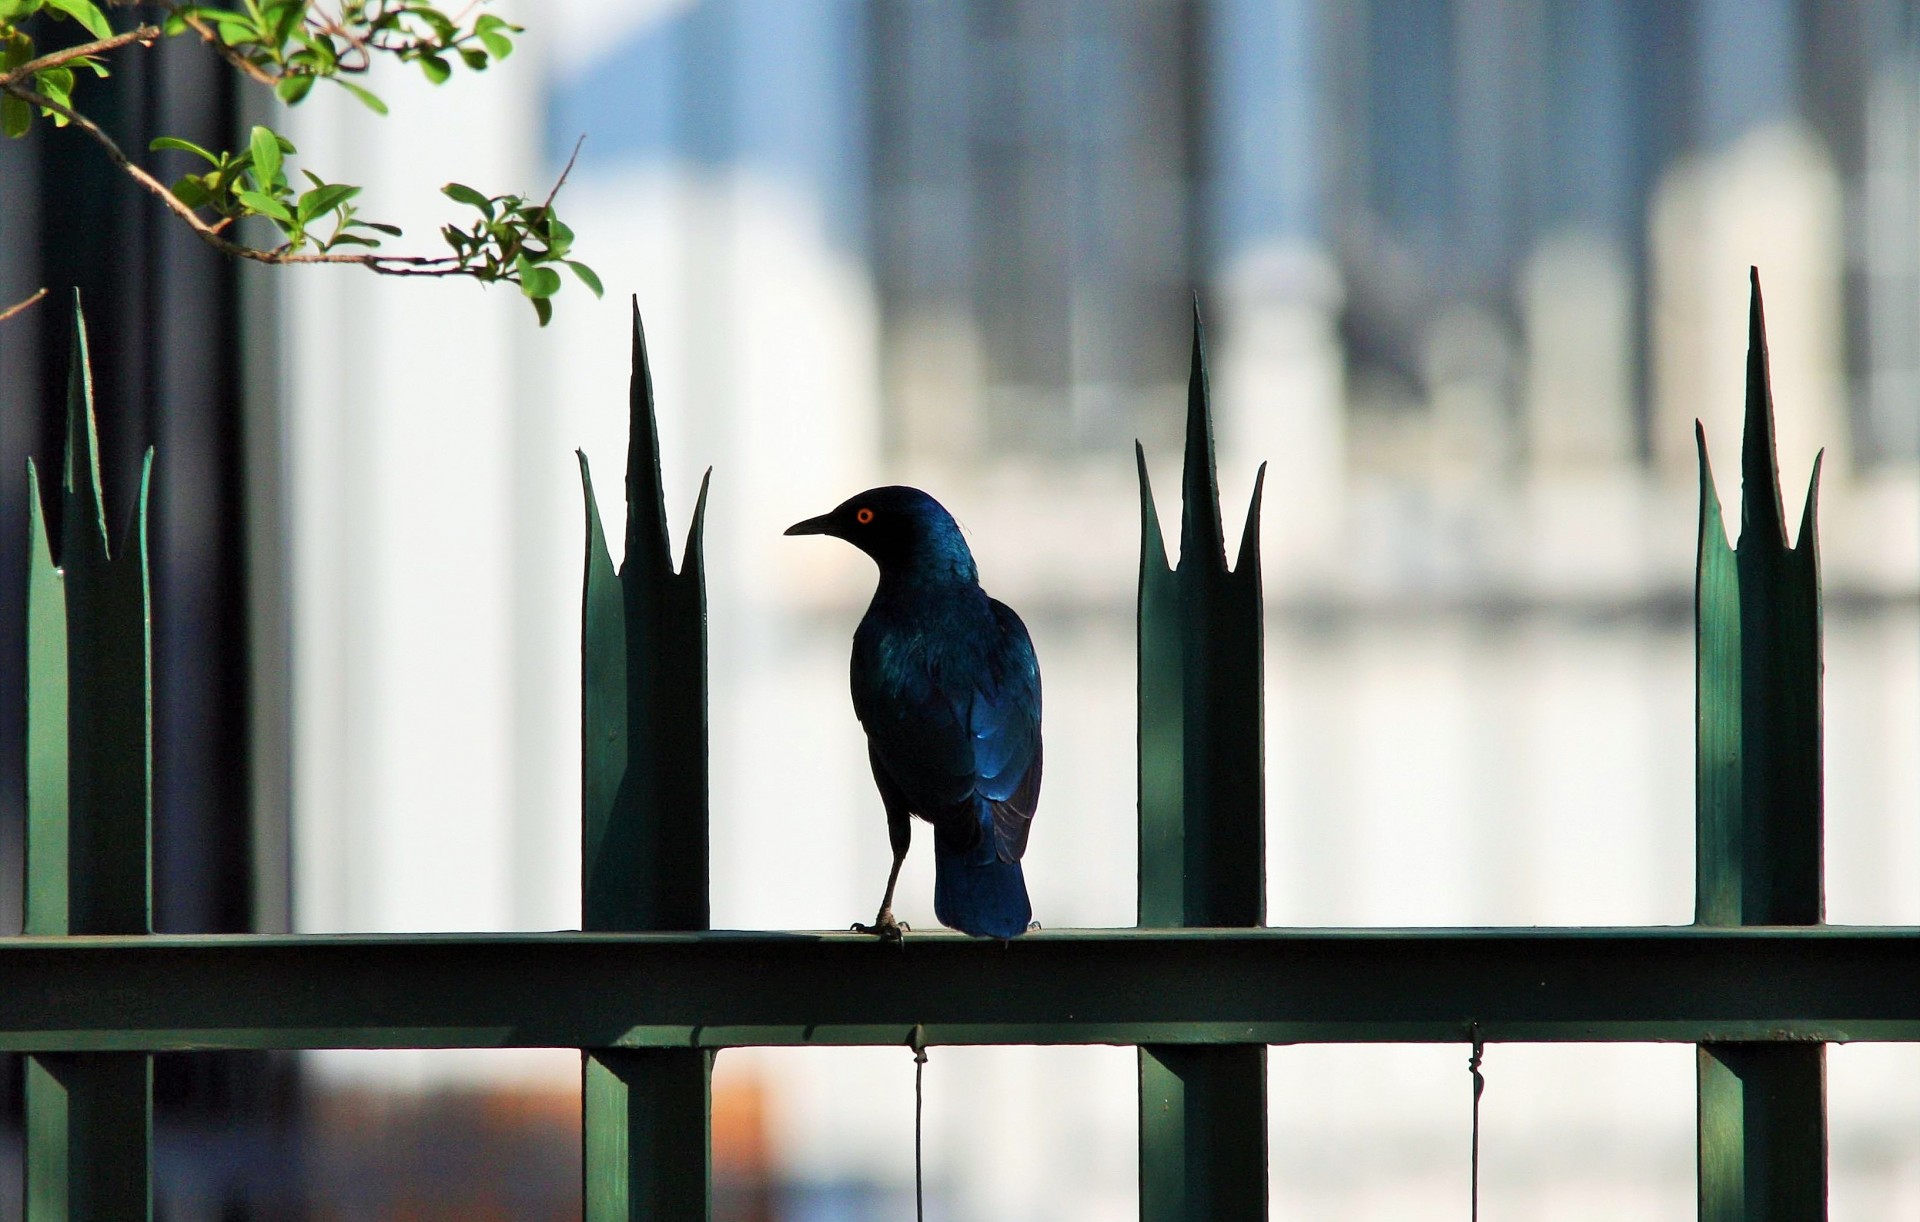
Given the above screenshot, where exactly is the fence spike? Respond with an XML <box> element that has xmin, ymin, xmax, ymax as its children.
<box><xmin>1138</xmin><ymin>307</ymin><xmax>1268</xmax><ymax>1221</ymax></box>
<box><xmin>1179</xmin><ymin>303</ymin><xmax>1228</xmax><ymax>571</ymax></box>
<box><xmin>1695</xmin><ymin>268</ymin><xmax>1827</xmax><ymax>1220</ymax></box>
<box><xmin>24</xmin><ymin>458</ymin><xmax>68</xmax><ymax>939</ymax></box>
<box><xmin>60</xmin><ymin>294</ymin><xmax>109</xmax><ymax>567</ymax></box>
<box><xmin>580</xmin><ymin>299</ymin><xmax>710</xmax><ymax>933</ymax></box>
<box><xmin>623</xmin><ymin>297</ymin><xmax>671</xmax><ymax>574</ymax></box>
<box><xmin>581</xmin><ymin>299</ymin><xmax>713</xmax><ymax>1219</ymax></box>
<box><xmin>1739</xmin><ymin>268</ymin><xmax>1789</xmax><ymax>551</ymax></box>
<box><xmin>1234</xmin><ymin>463</ymin><xmax>1267</xmax><ymax>578</ymax></box>
<box><xmin>26</xmin><ymin>296</ymin><xmax>155</xmax><ymax>1221</ymax></box>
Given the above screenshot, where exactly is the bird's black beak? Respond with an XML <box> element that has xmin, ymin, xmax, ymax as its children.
<box><xmin>784</xmin><ymin>512</ymin><xmax>837</xmax><ymax>537</ymax></box>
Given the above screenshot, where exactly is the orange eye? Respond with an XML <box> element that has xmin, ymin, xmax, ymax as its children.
<box><xmin>855</xmin><ymin>507</ymin><xmax>874</xmax><ymax>524</ymax></box>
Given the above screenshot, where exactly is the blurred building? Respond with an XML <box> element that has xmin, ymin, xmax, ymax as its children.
<box><xmin>268</xmin><ymin>3</ymin><xmax>1920</xmax><ymax>1218</ymax></box>
<box><xmin>4</xmin><ymin>0</ymin><xmax>1912</xmax><ymax>1217</ymax></box>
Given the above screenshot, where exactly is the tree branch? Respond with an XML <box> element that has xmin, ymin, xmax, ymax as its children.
<box><xmin>491</xmin><ymin>135</ymin><xmax>584</xmax><ymax>272</ymax></box>
<box><xmin>0</xmin><ymin>25</ymin><xmax>161</xmax><ymax>87</ymax></box>
<box><xmin>173</xmin><ymin>10</ymin><xmax>279</xmax><ymax>88</ymax></box>
<box><xmin>0</xmin><ymin>287</ymin><xmax>49</xmax><ymax>323</ymax></box>
<box><xmin>0</xmin><ymin>79</ymin><xmax>471</xmax><ymax>277</ymax></box>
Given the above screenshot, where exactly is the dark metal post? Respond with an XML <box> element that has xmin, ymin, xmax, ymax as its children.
<box><xmin>579</xmin><ymin>301</ymin><xmax>713</xmax><ymax>1219</ymax></box>
<box><xmin>1</xmin><ymin>32</ymin><xmax>289</xmax><ymax>1202</ymax></box>
<box><xmin>24</xmin><ymin>305</ymin><xmax>155</xmax><ymax>1220</ymax></box>
<box><xmin>1136</xmin><ymin>308</ymin><xmax>1268</xmax><ymax>1220</ymax></box>
<box><xmin>1694</xmin><ymin>270</ymin><xmax>1827</xmax><ymax>1221</ymax></box>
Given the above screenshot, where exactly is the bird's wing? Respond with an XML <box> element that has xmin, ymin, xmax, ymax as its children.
<box><xmin>852</xmin><ymin>597</ymin><xmax>1042</xmax><ymax>862</ymax></box>
<box><xmin>974</xmin><ymin>599</ymin><xmax>1042</xmax><ymax>863</ymax></box>
<box><xmin>852</xmin><ymin>628</ymin><xmax>981</xmax><ymax>819</ymax></box>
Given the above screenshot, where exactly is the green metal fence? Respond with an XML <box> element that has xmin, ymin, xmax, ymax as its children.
<box><xmin>4</xmin><ymin>274</ymin><xmax>1897</xmax><ymax>1219</ymax></box>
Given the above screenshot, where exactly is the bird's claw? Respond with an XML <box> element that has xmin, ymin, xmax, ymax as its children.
<box><xmin>853</xmin><ymin>912</ymin><xmax>909</xmax><ymax>941</ymax></box>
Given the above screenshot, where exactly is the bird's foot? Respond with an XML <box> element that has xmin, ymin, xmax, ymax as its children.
<box><xmin>1027</xmin><ymin>920</ymin><xmax>1042</xmax><ymax>932</ymax></box>
<box><xmin>852</xmin><ymin>910</ymin><xmax>909</xmax><ymax>941</ymax></box>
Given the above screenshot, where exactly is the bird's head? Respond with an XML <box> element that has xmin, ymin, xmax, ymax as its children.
<box><xmin>785</xmin><ymin>485</ymin><xmax>977</xmax><ymax>583</ymax></box>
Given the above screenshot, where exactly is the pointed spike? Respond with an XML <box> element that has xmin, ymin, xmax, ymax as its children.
<box><xmin>63</xmin><ymin>292</ymin><xmax>109</xmax><ymax>564</ymax></box>
<box><xmin>1179</xmin><ymin>302</ymin><xmax>1227</xmax><ymax>572</ymax></box>
<box><xmin>678</xmin><ymin>466</ymin><xmax>713</xmax><ymax>576</ymax></box>
<box><xmin>625</xmin><ymin>296</ymin><xmax>671</xmax><ymax>572</ymax></box>
<box><xmin>133</xmin><ymin>444</ymin><xmax>153</xmax><ymax>557</ymax></box>
<box><xmin>26</xmin><ymin>452</ymin><xmax>53</xmax><ymax>561</ymax></box>
<box><xmin>1795</xmin><ymin>449</ymin><xmax>1824</xmax><ymax>553</ymax></box>
<box><xmin>1135</xmin><ymin>441</ymin><xmax>1171</xmax><ymax>571</ymax></box>
<box><xmin>23</xmin><ymin>455</ymin><xmax>68</xmax><ymax>938</ymax></box>
<box><xmin>1233</xmin><ymin>461</ymin><xmax>1267</xmax><ymax>575</ymax></box>
<box><xmin>1740</xmin><ymin>268</ymin><xmax>1789</xmax><ymax>551</ymax></box>
<box><xmin>577</xmin><ymin>450</ymin><xmax>609</xmax><ymax>561</ymax></box>
<box><xmin>26</xmin><ymin>458</ymin><xmax>45</xmax><ymax>551</ymax></box>
<box><xmin>1695</xmin><ymin>420</ymin><xmax>1732</xmax><ymax>551</ymax></box>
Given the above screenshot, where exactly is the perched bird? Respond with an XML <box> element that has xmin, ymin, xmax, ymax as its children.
<box><xmin>786</xmin><ymin>486</ymin><xmax>1042</xmax><ymax>939</ymax></box>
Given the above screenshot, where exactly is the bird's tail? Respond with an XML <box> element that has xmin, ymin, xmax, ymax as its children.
<box><xmin>933</xmin><ymin>834</ymin><xmax>1031</xmax><ymax>939</ymax></box>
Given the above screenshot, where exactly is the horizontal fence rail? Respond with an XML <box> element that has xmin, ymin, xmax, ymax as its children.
<box><xmin>4</xmin><ymin>927</ymin><xmax>1920</xmax><ymax>1051</ymax></box>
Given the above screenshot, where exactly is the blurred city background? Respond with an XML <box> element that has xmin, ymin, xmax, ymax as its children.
<box><xmin>1</xmin><ymin>0</ymin><xmax>1918</xmax><ymax>1217</ymax></box>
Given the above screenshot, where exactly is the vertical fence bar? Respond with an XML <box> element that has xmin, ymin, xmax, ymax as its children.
<box><xmin>579</xmin><ymin>301</ymin><xmax>714</xmax><ymax>1219</ymax></box>
<box><xmin>23</xmin><ymin>303</ymin><xmax>155</xmax><ymax>1221</ymax></box>
<box><xmin>1694</xmin><ymin>271</ymin><xmax>1827</xmax><ymax>1221</ymax></box>
<box><xmin>1136</xmin><ymin>308</ymin><xmax>1269</xmax><ymax>1220</ymax></box>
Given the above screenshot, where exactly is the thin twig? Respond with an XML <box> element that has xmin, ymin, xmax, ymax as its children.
<box><xmin>543</xmin><ymin>135</ymin><xmax>587</xmax><ymax>214</ymax></box>
<box><xmin>0</xmin><ymin>287</ymin><xmax>49</xmax><ymax>324</ymax></box>
<box><xmin>174</xmin><ymin>10</ymin><xmax>279</xmax><ymax>87</ymax></box>
<box><xmin>0</xmin><ymin>25</ymin><xmax>161</xmax><ymax>87</ymax></box>
<box><xmin>0</xmin><ymin>80</ymin><xmax>470</xmax><ymax>277</ymax></box>
<box><xmin>491</xmin><ymin>135</ymin><xmax>585</xmax><ymax>272</ymax></box>
<box><xmin>306</xmin><ymin>3</ymin><xmax>372</xmax><ymax>72</ymax></box>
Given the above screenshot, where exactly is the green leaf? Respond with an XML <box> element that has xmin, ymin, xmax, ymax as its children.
<box><xmin>333</xmin><ymin>78</ymin><xmax>388</xmax><ymax>115</ymax></box>
<box><xmin>234</xmin><ymin>188</ymin><xmax>293</xmax><ymax>224</ymax></box>
<box><xmin>294</xmin><ymin>29</ymin><xmax>338</xmax><ymax>74</ymax></box>
<box><xmin>36</xmin><ymin>66</ymin><xmax>72</xmax><ymax>115</ymax></box>
<box><xmin>0</xmin><ymin>1</ymin><xmax>47</xmax><ymax>23</ymax></box>
<box><xmin>531</xmin><ymin>296</ymin><xmax>553</xmax><ymax>327</ymax></box>
<box><xmin>44</xmin><ymin>0</ymin><xmax>111</xmax><ymax>40</ymax></box>
<box><xmin>564</xmin><ymin>260</ymin><xmax>604</xmax><ymax>298</ymax></box>
<box><xmin>477</xmin><ymin>28</ymin><xmax>513</xmax><ymax>60</ymax></box>
<box><xmin>296</xmin><ymin>181</ymin><xmax>358</xmax><ymax>222</ymax></box>
<box><xmin>361</xmin><ymin>221</ymin><xmax>403</xmax><ymax>236</ymax></box>
<box><xmin>442</xmin><ymin>182</ymin><xmax>493</xmax><ymax>216</ymax></box>
<box><xmin>2</xmin><ymin>95</ymin><xmax>29</xmax><ymax>139</ymax></box>
<box><xmin>267</xmin><ymin>0</ymin><xmax>303</xmax><ymax>46</ymax></box>
<box><xmin>516</xmin><ymin>255</ymin><xmax>561</xmax><ymax>299</ymax></box>
<box><xmin>1</xmin><ymin>25</ymin><xmax>31</xmax><ymax>65</ymax></box>
<box><xmin>170</xmin><ymin>175</ymin><xmax>212</xmax><ymax>208</ymax></box>
<box><xmin>275</xmin><ymin>74</ymin><xmax>315</xmax><ymax>105</ymax></box>
<box><xmin>458</xmin><ymin>46</ymin><xmax>488</xmax><ymax>71</ymax></box>
<box><xmin>419</xmin><ymin>53</ymin><xmax>450</xmax><ymax>85</ymax></box>
<box><xmin>209</xmin><ymin>154</ymin><xmax>250</xmax><ymax>197</ymax></box>
<box><xmin>199</xmin><ymin>10</ymin><xmax>260</xmax><ymax>45</ymax></box>
<box><xmin>249</xmin><ymin>125</ymin><xmax>283</xmax><ymax>191</ymax></box>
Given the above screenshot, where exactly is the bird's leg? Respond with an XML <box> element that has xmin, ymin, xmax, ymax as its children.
<box><xmin>853</xmin><ymin>849</ymin><xmax>909</xmax><ymax>941</ymax></box>
<box><xmin>854</xmin><ymin>803</ymin><xmax>912</xmax><ymax>941</ymax></box>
